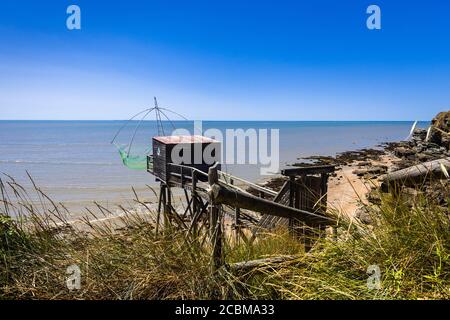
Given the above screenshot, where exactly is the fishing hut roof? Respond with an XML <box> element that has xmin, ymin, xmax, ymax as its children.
<box><xmin>153</xmin><ymin>135</ymin><xmax>219</xmax><ymax>144</ymax></box>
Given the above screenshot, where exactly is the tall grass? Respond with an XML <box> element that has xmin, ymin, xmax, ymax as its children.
<box><xmin>250</xmin><ymin>186</ymin><xmax>450</xmax><ymax>299</ymax></box>
<box><xmin>1</xmin><ymin>174</ymin><xmax>449</xmax><ymax>299</ymax></box>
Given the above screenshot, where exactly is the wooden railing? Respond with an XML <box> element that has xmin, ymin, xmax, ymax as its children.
<box><xmin>165</xmin><ymin>162</ymin><xmax>277</xmax><ymax>198</ymax></box>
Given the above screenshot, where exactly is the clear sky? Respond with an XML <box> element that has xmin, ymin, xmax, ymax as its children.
<box><xmin>0</xmin><ymin>0</ymin><xmax>449</xmax><ymax>120</ymax></box>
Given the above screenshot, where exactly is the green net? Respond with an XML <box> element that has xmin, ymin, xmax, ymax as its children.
<box><xmin>111</xmin><ymin>100</ymin><xmax>186</xmax><ymax>172</ymax></box>
<box><xmin>116</xmin><ymin>145</ymin><xmax>152</xmax><ymax>171</ymax></box>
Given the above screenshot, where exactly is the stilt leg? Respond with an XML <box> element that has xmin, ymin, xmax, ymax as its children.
<box><xmin>156</xmin><ymin>183</ymin><xmax>164</xmax><ymax>234</ymax></box>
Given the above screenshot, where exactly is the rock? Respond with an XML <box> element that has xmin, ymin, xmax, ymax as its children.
<box><xmin>367</xmin><ymin>189</ymin><xmax>382</xmax><ymax>205</ymax></box>
<box><xmin>352</xmin><ymin>166</ymin><xmax>388</xmax><ymax>177</ymax></box>
<box><xmin>402</xmin><ymin>187</ymin><xmax>419</xmax><ymax>197</ymax></box>
<box><xmin>352</xmin><ymin>169</ymin><xmax>366</xmax><ymax>176</ymax></box>
<box><xmin>417</xmin><ymin>153</ymin><xmax>432</xmax><ymax>162</ymax></box>
<box><xmin>429</xmin><ymin>110</ymin><xmax>450</xmax><ymax>149</ymax></box>
<box><xmin>355</xmin><ymin>208</ymin><xmax>373</xmax><ymax>224</ymax></box>
<box><xmin>413</xmin><ymin>128</ymin><xmax>427</xmax><ymax>140</ymax></box>
<box><xmin>394</xmin><ymin>146</ymin><xmax>415</xmax><ymax>157</ymax></box>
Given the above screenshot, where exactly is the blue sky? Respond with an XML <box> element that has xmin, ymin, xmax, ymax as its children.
<box><xmin>0</xmin><ymin>0</ymin><xmax>449</xmax><ymax>120</ymax></box>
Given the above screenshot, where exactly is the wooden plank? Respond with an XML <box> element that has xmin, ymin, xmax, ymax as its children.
<box><xmin>218</xmin><ymin>171</ymin><xmax>277</xmax><ymax>196</ymax></box>
<box><xmin>209</xmin><ymin>182</ymin><xmax>333</xmax><ymax>225</ymax></box>
<box><xmin>249</xmin><ymin>180</ymin><xmax>291</xmax><ymax>242</ymax></box>
<box><xmin>281</xmin><ymin>165</ymin><xmax>335</xmax><ymax>176</ymax></box>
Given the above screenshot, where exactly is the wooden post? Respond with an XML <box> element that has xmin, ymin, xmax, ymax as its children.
<box><xmin>159</xmin><ymin>184</ymin><xmax>168</xmax><ymax>232</ymax></box>
<box><xmin>289</xmin><ymin>176</ymin><xmax>295</xmax><ymax>207</ymax></box>
<box><xmin>167</xmin><ymin>187</ymin><xmax>172</xmax><ymax>214</ymax></box>
<box><xmin>320</xmin><ymin>173</ymin><xmax>329</xmax><ymax>232</ymax></box>
<box><xmin>235</xmin><ymin>207</ymin><xmax>241</xmax><ymax>245</ymax></box>
<box><xmin>208</xmin><ymin>163</ymin><xmax>223</xmax><ymax>270</ymax></box>
<box><xmin>230</xmin><ymin>178</ymin><xmax>240</xmax><ymax>245</ymax></box>
<box><xmin>288</xmin><ymin>176</ymin><xmax>297</xmax><ymax>237</ymax></box>
<box><xmin>191</xmin><ymin>171</ymin><xmax>198</xmax><ymax>236</ymax></box>
<box><xmin>192</xmin><ymin>171</ymin><xmax>198</xmax><ymax>213</ymax></box>
<box><xmin>163</xmin><ymin>185</ymin><xmax>170</xmax><ymax>231</ymax></box>
<box><xmin>320</xmin><ymin>172</ymin><xmax>333</xmax><ymax>243</ymax></box>
<box><xmin>210</xmin><ymin>204</ymin><xmax>223</xmax><ymax>270</ymax></box>
<box><xmin>156</xmin><ymin>182</ymin><xmax>164</xmax><ymax>234</ymax></box>
<box><xmin>320</xmin><ymin>173</ymin><xmax>329</xmax><ymax>207</ymax></box>
<box><xmin>183</xmin><ymin>189</ymin><xmax>193</xmax><ymax>218</ymax></box>
<box><xmin>208</xmin><ymin>163</ymin><xmax>219</xmax><ymax>186</ymax></box>
<box><xmin>180</xmin><ymin>166</ymin><xmax>184</xmax><ymax>187</ymax></box>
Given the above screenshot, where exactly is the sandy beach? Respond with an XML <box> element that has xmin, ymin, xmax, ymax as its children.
<box><xmin>326</xmin><ymin>154</ymin><xmax>396</xmax><ymax>217</ymax></box>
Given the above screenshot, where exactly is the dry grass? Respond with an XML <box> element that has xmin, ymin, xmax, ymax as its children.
<box><xmin>1</xmin><ymin>174</ymin><xmax>449</xmax><ymax>300</ymax></box>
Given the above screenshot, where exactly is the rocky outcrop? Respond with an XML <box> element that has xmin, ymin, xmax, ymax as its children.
<box><xmin>429</xmin><ymin>111</ymin><xmax>450</xmax><ymax>149</ymax></box>
<box><xmin>383</xmin><ymin>112</ymin><xmax>450</xmax><ymax>170</ymax></box>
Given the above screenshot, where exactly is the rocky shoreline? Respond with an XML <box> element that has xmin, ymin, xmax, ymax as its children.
<box><xmin>259</xmin><ymin>111</ymin><xmax>450</xmax><ymax>219</ymax></box>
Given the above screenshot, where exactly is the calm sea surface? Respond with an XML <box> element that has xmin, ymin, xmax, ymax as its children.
<box><xmin>0</xmin><ymin>120</ymin><xmax>427</xmax><ymax>213</ymax></box>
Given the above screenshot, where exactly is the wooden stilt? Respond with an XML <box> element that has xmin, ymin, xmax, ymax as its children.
<box><xmin>235</xmin><ymin>207</ymin><xmax>241</xmax><ymax>245</ymax></box>
<box><xmin>167</xmin><ymin>187</ymin><xmax>172</xmax><ymax>214</ymax></box>
<box><xmin>210</xmin><ymin>203</ymin><xmax>223</xmax><ymax>270</ymax></box>
<box><xmin>192</xmin><ymin>172</ymin><xmax>199</xmax><ymax>235</ymax></box>
<box><xmin>156</xmin><ymin>183</ymin><xmax>164</xmax><ymax>234</ymax></box>
<box><xmin>230</xmin><ymin>178</ymin><xmax>241</xmax><ymax>245</ymax></box>
<box><xmin>208</xmin><ymin>164</ymin><xmax>223</xmax><ymax>270</ymax></box>
<box><xmin>183</xmin><ymin>189</ymin><xmax>193</xmax><ymax>218</ymax></box>
<box><xmin>162</xmin><ymin>184</ymin><xmax>168</xmax><ymax>231</ymax></box>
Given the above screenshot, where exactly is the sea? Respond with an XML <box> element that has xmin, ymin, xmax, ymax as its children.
<box><xmin>0</xmin><ymin>120</ymin><xmax>428</xmax><ymax>214</ymax></box>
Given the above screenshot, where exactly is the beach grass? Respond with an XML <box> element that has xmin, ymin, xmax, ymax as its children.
<box><xmin>0</xmin><ymin>174</ymin><xmax>449</xmax><ymax>300</ymax></box>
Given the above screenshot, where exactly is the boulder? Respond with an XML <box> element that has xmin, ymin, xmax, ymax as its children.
<box><xmin>429</xmin><ymin>110</ymin><xmax>450</xmax><ymax>149</ymax></box>
<box><xmin>394</xmin><ymin>146</ymin><xmax>415</xmax><ymax>157</ymax></box>
<box><xmin>355</xmin><ymin>208</ymin><xmax>373</xmax><ymax>224</ymax></box>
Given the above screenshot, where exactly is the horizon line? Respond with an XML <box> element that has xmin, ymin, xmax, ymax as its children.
<box><xmin>0</xmin><ymin>119</ymin><xmax>429</xmax><ymax>122</ymax></box>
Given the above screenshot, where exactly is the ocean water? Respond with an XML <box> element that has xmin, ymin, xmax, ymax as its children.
<box><xmin>0</xmin><ymin>120</ymin><xmax>427</xmax><ymax>213</ymax></box>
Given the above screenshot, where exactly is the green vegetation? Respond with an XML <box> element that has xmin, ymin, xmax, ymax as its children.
<box><xmin>1</xmin><ymin>174</ymin><xmax>449</xmax><ymax>299</ymax></box>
